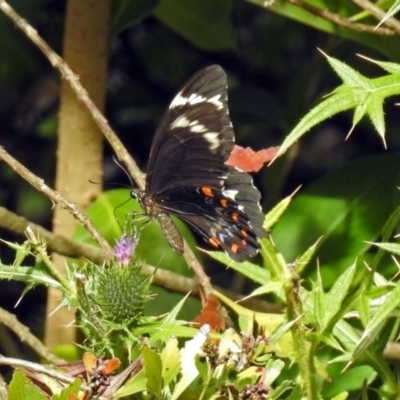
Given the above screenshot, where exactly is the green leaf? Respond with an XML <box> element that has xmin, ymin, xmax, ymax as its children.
<box><xmin>9</xmin><ymin>370</ymin><xmax>48</xmax><ymax>400</ymax></box>
<box><xmin>332</xmin><ymin>319</ymin><xmax>359</xmax><ymax>353</ymax></box>
<box><xmin>264</xmin><ymin>358</ymin><xmax>286</xmax><ymax>386</ymax></box>
<box><xmin>322</xmin><ymin>262</ymin><xmax>357</xmax><ymax>330</ymax></box>
<box><xmin>259</xmin><ymin>236</ymin><xmax>290</xmax><ymax>282</ymax></box>
<box><xmin>366</xmin><ymin>92</ymin><xmax>385</xmax><ymax>140</ymax></box>
<box><xmin>161</xmin><ymin>337</ymin><xmax>181</xmax><ymax>386</ymax></box>
<box><xmin>313</xmin><ymin>267</ymin><xmax>325</xmax><ymax>331</ymax></box>
<box><xmin>324</xmin><ymin>54</ymin><xmax>370</xmax><ymax>88</ymax></box>
<box><xmin>263</xmin><ymin>194</ymin><xmax>294</xmax><ymax>231</ymax></box>
<box><xmin>143</xmin><ymin>346</ymin><xmax>163</xmax><ymax>397</ymax></box>
<box><xmin>53</xmin><ymin>378</ymin><xmax>82</xmax><ymax>400</ymax></box>
<box><xmin>353</xmin><ymin>278</ymin><xmax>400</xmax><ymax>359</ymax></box>
<box><xmin>207</xmin><ymin>251</ymin><xmax>270</xmax><ymax>285</ymax></box>
<box><xmin>295</xmin><ymin>239</ymin><xmax>321</xmax><ymax>275</ymax></box>
<box><xmin>115</xmin><ymin>369</ymin><xmax>147</xmax><ymax>397</ymax></box>
<box><xmin>247</xmin><ymin>280</ymin><xmax>284</xmax><ymax>299</ymax></box>
<box><xmin>134</xmin><ymin>322</ymin><xmax>197</xmax><ymax>344</ymax></box>
<box><xmin>277</xmin><ymin>54</ymin><xmax>400</xmax><ymax>157</ymax></box>
<box><xmin>359</xmin><ymin>54</ymin><xmax>400</xmax><ymax>74</ymax></box>
<box><xmin>111</xmin><ymin>0</ymin><xmax>159</xmax><ymax>34</ymax></box>
<box><xmin>0</xmin><ymin>264</ymin><xmax>61</xmax><ymax>289</ymax></box>
<box><xmin>153</xmin><ymin>0</ymin><xmax>236</xmax><ymax>51</ymax></box>
<box><xmin>370</xmin><ymin>241</ymin><xmax>400</xmax><ymax>256</ymax></box>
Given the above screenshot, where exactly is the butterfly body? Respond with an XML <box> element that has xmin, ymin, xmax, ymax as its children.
<box><xmin>132</xmin><ymin>65</ymin><xmax>266</xmax><ymax>262</ymax></box>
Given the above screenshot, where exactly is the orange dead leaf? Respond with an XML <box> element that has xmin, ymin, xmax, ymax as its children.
<box><xmin>226</xmin><ymin>145</ymin><xmax>279</xmax><ymax>172</ymax></box>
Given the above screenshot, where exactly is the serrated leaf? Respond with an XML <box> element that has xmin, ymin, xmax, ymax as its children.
<box><xmin>264</xmin><ymin>358</ymin><xmax>285</xmax><ymax>386</ymax></box>
<box><xmin>53</xmin><ymin>378</ymin><xmax>82</xmax><ymax>400</ymax></box>
<box><xmin>161</xmin><ymin>337</ymin><xmax>181</xmax><ymax>386</ymax></box>
<box><xmin>313</xmin><ymin>268</ymin><xmax>325</xmax><ymax>331</ymax></box>
<box><xmin>295</xmin><ymin>238</ymin><xmax>321</xmax><ymax>275</ymax></box>
<box><xmin>324</xmin><ymin>53</ymin><xmax>370</xmax><ymax>88</ymax></box>
<box><xmin>277</xmin><ymin>54</ymin><xmax>400</xmax><ymax>157</ymax></box>
<box><xmin>352</xmin><ymin>101</ymin><xmax>367</xmax><ymax>127</ymax></box>
<box><xmin>114</xmin><ymin>369</ymin><xmax>147</xmax><ymax>397</ymax></box>
<box><xmin>333</xmin><ymin>320</ymin><xmax>359</xmax><ymax>353</ymax></box>
<box><xmin>359</xmin><ymin>54</ymin><xmax>400</xmax><ymax>74</ymax></box>
<box><xmin>263</xmin><ymin>194</ymin><xmax>293</xmax><ymax>231</ymax></box>
<box><xmin>143</xmin><ymin>346</ymin><xmax>162</xmax><ymax>397</ymax></box>
<box><xmin>353</xmin><ymin>278</ymin><xmax>400</xmax><ymax>359</ymax></box>
<box><xmin>366</xmin><ymin>93</ymin><xmax>385</xmax><ymax>139</ymax></box>
<box><xmin>247</xmin><ymin>280</ymin><xmax>284</xmax><ymax>299</ymax></box>
<box><xmin>319</xmin><ymin>331</ymin><xmax>344</xmax><ymax>352</ymax></box>
<box><xmin>207</xmin><ymin>250</ymin><xmax>270</xmax><ymax>284</ymax></box>
<box><xmin>0</xmin><ymin>264</ymin><xmax>61</xmax><ymax>289</ymax></box>
<box><xmin>370</xmin><ymin>241</ymin><xmax>400</xmax><ymax>256</ymax></box>
<box><xmin>133</xmin><ymin>323</ymin><xmax>197</xmax><ymax>344</ymax></box>
<box><xmin>322</xmin><ymin>262</ymin><xmax>357</xmax><ymax>330</ymax></box>
<box><xmin>355</xmin><ymin>282</ymin><xmax>371</xmax><ymax>328</ymax></box>
<box><xmin>9</xmin><ymin>370</ymin><xmax>48</xmax><ymax>400</ymax></box>
<box><xmin>259</xmin><ymin>236</ymin><xmax>289</xmax><ymax>281</ymax></box>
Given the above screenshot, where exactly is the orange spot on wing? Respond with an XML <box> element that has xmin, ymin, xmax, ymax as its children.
<box><xmin>241</xmin><ymin>229</ymin><xmax>248</xmax><ymax>237</ymax></box>
<box><xmin>232</xmin><ymin>212</ymin><xmax>239</xmax><ymax>222</ymax></box>
<box><xmin>231</xmin><ymin>243</ymin><xmax>240</xmax><ymax>253</ymax></box>
<box><xmin>209</xmin><ymin>237</ymin><xmax>221</xmax><ymax>248</ymax></box>
<box><xmin>201</xmin><ymin>187</ymin><xmax>214</xmax><ymax>197</ymax></box>
<box><xmin>220</xmin><ymin>199</ymin><xmax>228</xmax><ymax>207</ymax></box>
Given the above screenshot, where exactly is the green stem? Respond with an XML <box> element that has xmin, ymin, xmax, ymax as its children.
<box><xmin>285</xmin><ymin>273</ymin><xmax>319</xmax><ymax>399</ymax></box>
<box><xmin>26</xmin><ymin>227</ymin><xmax>76</xmax><ymax>295</ymax></box>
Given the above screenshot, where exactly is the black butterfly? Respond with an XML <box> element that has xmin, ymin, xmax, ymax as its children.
<box><xmin>132</xmin><ymin>65</ymin><xmax>266</xmax><ymax>262</ymax></box>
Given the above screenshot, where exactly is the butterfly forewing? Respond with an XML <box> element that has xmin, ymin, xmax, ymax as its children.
<box><xmin>135</xmin><ymin>65</ymin><xmax>266</xmax><ymax>261</ymax></box>
<box><xmin>146</xmin><ymin>65</ymin><xmax>234</xmax><ymax>195</ymax></box>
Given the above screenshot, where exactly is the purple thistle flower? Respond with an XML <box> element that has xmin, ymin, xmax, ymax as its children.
<box><xmin>114</xmin><ymin>234</ymin><xmax>137</xmax><ymax>266</ymax></box>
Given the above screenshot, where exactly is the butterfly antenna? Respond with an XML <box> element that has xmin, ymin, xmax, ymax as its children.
<box><xmin>113</xmin><ymin>156</ymin><xmax>135</xmax><ymax>188</ymax></box>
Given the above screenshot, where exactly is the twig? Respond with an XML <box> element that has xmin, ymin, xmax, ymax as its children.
<box><xmin>351</xmin><ymin>0</ymin><xmax>400</xmax><ymax>34</ymax></box>
<box><xmin>0</xmin><ymin>206</ymin><xmax>108</xmax><ymax>265</ymax></box>
<box><xmin>0</xmin><ymin>308</ymin><xmax>64</xmax><ymax>364</ymax></box>
<box><xmin>0</xmin><ymin>355</ymin><xmax>72</xmax><ymax>383</ymax></box>
<box><xmin>283</xmin><ymin>0</ymin><xmax>396</xmax><ymax>35</ymax></box>
<box><xmin>0</xmin><ymin>0</ymin><xmax>214</xmax><ymax>295</ymax></box>
<box><xmin>0</xmin><ymin>146</ymin><xmax>114</xmax><ymax>258</ymax></box>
